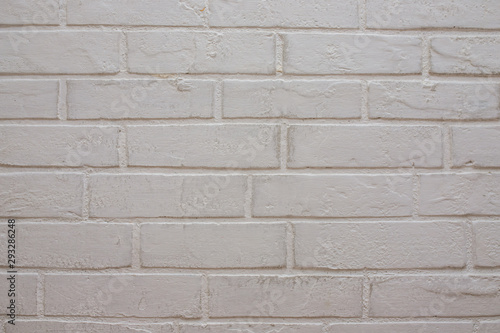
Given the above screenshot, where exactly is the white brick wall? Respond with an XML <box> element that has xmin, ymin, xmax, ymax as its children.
<box><xmin>1</xmin><ymin>0</ymin><xmax>499</xmax><ymax>331</ymax></box>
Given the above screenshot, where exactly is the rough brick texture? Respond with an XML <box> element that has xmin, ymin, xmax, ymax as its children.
<box><xmin>208</xmin><ymin>275</ymin><xmax>362</xmax><ymax>317</ymax></box>
<box><xmin>283</xmin><ymin>34</ymin><xmax>422</xmax><ymax>74</ymax></box>
<box><xmin>295</xmin><ymin>222</ymin><xmax>466</xmax><ymax>269</ymax></box>
<box><xmin>44</xmin><ymin>274</ymin><xmax>202</xmax><ymax>318</ymax></box>
<box><xmin>0</xmin><ymin>125</ymin><xmax>120</xmax><ymax>167</ymax></box>
<box><xmin>1</xmin><ymin>0</ymin><xmax>499</xmax><ymax>330</ymax></box>
<box><xmin>141</xmin><ymin>223</ymin><xmax>286</xmax><ymax>268</ymax></box>
<box><xmin>253</xmin><ymin>175</ymin><xmax>413</xmax><ymax>217</ymax></box>
<box><xmin>67</xmin><ymin>79</ymin><xmax>215</xmax><ymax>119</ymax></box>
<box><xmin>370</xmin><ymin>276</ymin><xmax>500</xmax><ymax>317</ymax></box>
<box><xmin>127</xmin><ymin>124</ymin><xmax>280</xmax><ymax>168</ymax></box>
<box><xmin>474</xmin><ymin>222</ymin><xmax>500</xmax><ymax>267</ymax></box>
<box><xmin>223</xmin><ymin>80</ymin><xmax>362</xmax><ymax>119</ymax></box>
<box><xmin>0</xmin><ymin>223</ymin><xmax>132</xmax><ymax>268</ymax></box>
<box><xmin>288</xmin><ymin>125</ymin><xmax>442</xmax><ymax>168</ymax></box>
<box><xmin>127</xmin><ymin>32</ymin><xmax>275</xmax><ymax>74</ymax></box>
<box><xmin>0</xmin><ymin>31</ymin><xmax>120</xmax><ymax>74</ymax></box>
<box><xmin>0</xmin><ymin>80</ymin><xmax>59</xmax><ymax>119</ymax></box>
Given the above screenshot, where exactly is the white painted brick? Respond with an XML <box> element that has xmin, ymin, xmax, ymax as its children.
<box><xmin>326</xmin><ymin>323</ymin><xmax>473</xmax><ymax>333</ymax></box>
<box><xmin>474</xmin><ymin>222</ymin><xmax>500</xmax><ymax>268</ymax></box>
<box><xmin>141</xmin><ymin>223</ymin><xmax>286</xmax><ymax>268</ymax></box>
<box><xmin>3</xmin><ymin>0</ymin><xmax>500</xmax><ymax>327</ymax></box>
<box><xmin>0</xmin><ymin>31</ymin><xmax>120</xmax><ymax>74</ymax></box>
<box><xmin>452</xmin><ymin>126</ymin><xmax>500</xmax><ymax>167</ymax></box>
<box><xmin>431</xmin><ymin>37</ymin><xmax>500</xmax><ymax>75</ymax></box>
<box><xmin>127</xmin><ymin>32</ymin><xmax>275</xmax><ymax>74</ymax></box>
<box><xmin>208</xmin><ymin>0</ymin><xmax>358</xmax><ymax>28</ymax></box>
<box><xmin>89</xmin><ymin>174</ymin><xmax>247</xmax><ymax>218</ymax></box>
<box><xmin>283</xmin><ymin>34</ymin><xmax>421</xmax><ymax>74</ymax></box>
<box><xmin>67</xmin><ymin>79</ymin><xmax>215</xmax><ymax>119</ymax></box>
<box><xmin>419</xmin><ymin>173</ymin><xmax>500</xmax><ymax>216</ymax></box>
<box><xmin>253</xmin><ymin>175</ymin><xmax>413</xmax><ymax>217</ymax></box>
<box><xmin>44</xmin><ymin>274</ymin><xmax>202</xmax><ymax>318</ymax></box>
<box><xmin>0</xmin><ymin>80</ymin><xmax>58</xmax><ymax>119</ymax></box>
<box><xmin>208</xmin><ymin>275</ymin><xmax>362</xmax><ymax>317</ymax></box>
<box><xmin>0</xmin><ymin>125</ymin><xmax>119</xmax><ymax>167</ymax></box>
<box><xmin>370</xmin><ymin>275</ymin><xmax>500</xmax><ymax>317</ymax></box>
<box><xmin>7</xmin><ymin>321</ymin><xmax>175</xmax><ymax>333</ymax></box>
<box><xmin>128</xmin><ymin>125</ymin><xmax>280</xmax><ymax>168</ymax></box>
<box><xmin>0</xmin><ymin>173</ymin><xmax>83</xmax><ymax>217</ymax></box>
<box><xmin>478</xmin><ymin>321</ymin><xmax>500</xmax><ymax>333</ymax></box>
<box><xmin>0</xmin><ymin>223</ymin><xmax>132</xmax><ymax>269</ymax></box>
<box><xmin>369</xmin><ymin>81</ymin><xmax>500</xmax><ymax>120</ymax></box>
<box><xmin>288</xmin><ymin>125</ymin><xmax>443</xmax><ymax>168</ymax></box>
<box><xmin>0</xmin><ymin>0</ymin><xmax>59</xmax><ymax>25</ymax></box>
<box><xmin>366</xmin><ymin>0</ymin><xmax>500</xmax><ymax>29</ymax></box>
<box><xmin>181</xmin><ymin>324</ymin><xmax>323</xmax><ymax>333</ymax></box>
<box><xmin>67</xmin><ymin>0</ymin><xmax>204</xmax><ymax>26</ymax></box>
<box><xmin>0</xmin><ymin>273</ymin><xmax>37</xmax><ymax>315</ymax></box>
<box><xmin>223</xmin><ymin>80</ymin><xmax>362</xmax><ymax>119</ymax></box>
<box><xmin>295</xmin><ymin>222</ymin><xmax>466</xmax><ymax>269</ymax></box>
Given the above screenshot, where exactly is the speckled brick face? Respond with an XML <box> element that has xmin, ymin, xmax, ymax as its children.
<box><xmin>0</xmin><ymin>0</ymin><xmax>499</xmax><ymax>331</ymax></box>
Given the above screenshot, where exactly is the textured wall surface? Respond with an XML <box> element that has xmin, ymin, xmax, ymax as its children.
<box><xmin>1</xmin><ymin>0</ymin><xmax>500</xmax><ymax>332</ymax></box>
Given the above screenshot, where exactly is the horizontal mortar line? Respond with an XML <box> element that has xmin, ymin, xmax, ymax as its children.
<box><xmin>0</xmin><ymin>118</ymin><xmax>498</xmax><ymax>123</ymax></box>
<box><xmin>0</xmin><ymin>73</ymin><xmax>434</xmax><ymax>78</ymax></box>
<box><xmin>5</xmin><ymin>266</ymin><xmax>500</xmax><ymax>275</ymax></box>
<box><xmin>31</xmin><ymin>313</ymin><xmax>500</xmax><ymax>320</ymax></box>
<box><xmin>2</xmin><ymin>73</ymin><xmax>500</xmax><ymax>81</ymax></box>
<box><xmin>2</xmin><ymin>25</ymin><xmax>500</xmax><ymax>34</ymax></box>
<box><xmin>9</xmin><ymin>315</ymin><xmax>497</xmax><ymax>324</ymax></box>
<box><xmin>1</xmin><ymin>167</ymin><xmax>500</xmax><ymax>174</ymax></box>
<box><xmin>0</xmin><ymin>165</ymin><xmax>453</xmax><ymax>171</ymax></box>
<box><xmin>0</xmin><ymin>120</ymin><xmax>499</xmax><ymax>127</ymax></box>
<box><xmin>2</xmin><ymin>118</ymin><xmax>500</xmax><ymax>123</ymax></box>
<box><xmin>3</xmin><ymin>216</ymin><xmax>500</xmax><ymax>223</ymax></box>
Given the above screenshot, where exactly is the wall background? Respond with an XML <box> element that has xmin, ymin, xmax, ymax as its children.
<box><xmin>1</xmin><ymin>0</ymin><xmax>500</xmax><ymax>332</ymax></box>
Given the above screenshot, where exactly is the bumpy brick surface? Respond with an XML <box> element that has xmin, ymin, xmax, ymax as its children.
<box><xmin>1</xmin><ymin>0</ymin><xmax>499</xmax><ymax>330</ymax></box>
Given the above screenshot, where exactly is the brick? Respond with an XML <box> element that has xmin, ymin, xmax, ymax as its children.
<box><xmin>419</xmin><ymin>173</ymin><xmax>500</xmax><ymax>216</ymax></box>
<box><xmin>67</xmin><ymin>79</ymin><xmax>214</xmax><ymax>119</ymax></box>
<box><xmin>283</xmin><ymin>34</ymin><xmax>421</xmax><ymax>74</ymax></box>
<box><xmin>0</xmin><ymin>173</ymin><xmax>83</xmax><ymax>217</ymax></box>
<box><xmin>253</xmin><ymin>175</ymin><xmax>413</xmax><ymax>217</ymax></box>
<box><xmin>127</xmin><ymin>125</ymin><xmax>280</xmax><ymax>168</ymax></box>
<box><xmin>127</xmin><ymin>32</ymin><xmax>275</xmax><ymax>74</ymax></box>
<box><xmin>369</xmin><ymin>81</ymin><xmax>500</xmax><ymax>120</ymax></box>
<box><xmin>431</xmin><ymin>37</ymin><xmax>500</xmax><ymax>74</ymax></box>
<box><xmin>181</xmin><ymin>324</ymin><xmax>323</xmax><ymax>333</ymax></box>
<box><xmin>288</xmin><ymin>125</ymin><xmax>443</xmax><ymax>168</ymax></box>
<box><xmin>478</xmin><ymin>321</ymin><xmax>500</xmax><ymax>333</ymax></box>
<box><xmin>0</xmin><ymin>273</ymin><xmax>37</xmax><ymax>315</ymax></box>
<box><xmin>370</xmin><ymin>275</ymin><xmax>500</xmax><ymax>317</ymax></box>
<box><xmin>326</xmin><ymin>323</ymin><xmax>473</xmax><ymax>333</ymax></box>
<box><xmin>208</xmin><ymin>0</ymin><xmax>358</xmax><ymax>28</ymax></box>
<box><xmin>89</xmin><ymin>174</ymin><xmax>247</xmax><ymax>218</ymax></box>
<box><xmin>366</xmin><ymin>0</ymin><xmax>500</xmax><ymax>29</ymax></box>
<box><xmin>474</xmin><ymin>222</ymin><xmax>500</xmax><ymax>267</ymax></box>
<box><xmin>67</xmin><ymin>0</ymin><xmax>204</xmax><ymax>26</ymax></box>
<box><xmin>452</xmin><ymin>126</ymin><xmax>500</xmax><ymax>167</ymax></box>
<box><xmin>0</xmin><ymin>0</ymin><xmax>59</xmax><ymax>25</ymax></box>
<box><xmin>0</xmin><ymin>125</ymin><xmax>119</xmax><ymax>167</ymax></box>
<box><xmin>0</xmin><ymin>80</ymin><xmax>58</xmax><ymax>119</ymax></box>
<box><xmin>141</xmin><ymin>223</ymin><xmax>286</xmax><ymax>268</ymax></box>
<box><xmin>208</xmin><ymin>275</ymin><xmax>362</xmax><ymax>317</ymax></box>
<box><xmin>222</xmin><ymin>80</ymin><xmax>362</xmax><ymax>119</ymax></box>
<box><xmin>44</xmin><ymin>274</ymin><xmax>202</xmax><ymax>318</ymax></box>
<box><xmin>295</xmin><ymin>222</ymin><xmax>466</xmax><ymax>269</ymax></box>
<box><xmin>0</xmin><ymin>223</ymin><xmax>132</xmax><ymax>269</ymax></box>
<box><xmin>0</xmin><ymin>31</ymin><xmax>120</xmax><ymax>74</ymax></box>
<box><xmin>7</xmin><ymin>321</ymin><xmax>175</xmax><ymax>333</ymax></box>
